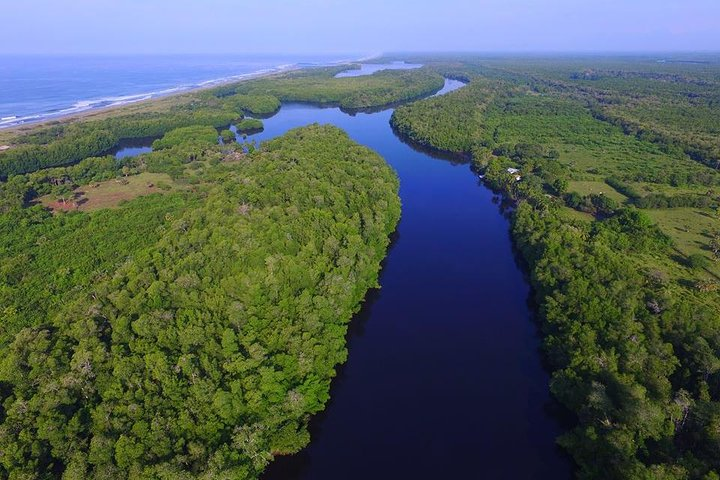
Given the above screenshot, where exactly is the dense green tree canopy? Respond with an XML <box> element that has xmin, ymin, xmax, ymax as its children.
<box><xmin>219</xmin><ymin>94</ymin><xmax>281</xmax><ymax>117</ymax></box>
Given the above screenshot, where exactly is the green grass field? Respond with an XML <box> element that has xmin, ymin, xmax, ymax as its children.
<box><xmin>559</xmin><ymin>205</ymin><xmax>595</xmax><ymax>223</ymax></box>
<box><xmin>567</xmin><ymin>180</ymin><xmax>628</xmax><ymax>202</ymax></box>
<box><xmin>646</xmin><ymin>207</ymin><xmax>720</xmax><ymax>275</ymax></box>
<box><xmin>630</xmin><ymin>181</ymin><xmax>719</xmax><ymax>197</ymax></box>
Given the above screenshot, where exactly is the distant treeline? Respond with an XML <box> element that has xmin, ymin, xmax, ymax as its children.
<box><xmin>234</xmin><ymin>66</ymin><xmax>445</xmax><ymax>111</ymax></box>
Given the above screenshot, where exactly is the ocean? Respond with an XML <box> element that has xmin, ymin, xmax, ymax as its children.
<box><xmin>0</xmin><ymin>54</ymin><xmax>362</xmax><ymax>128</ymax></box>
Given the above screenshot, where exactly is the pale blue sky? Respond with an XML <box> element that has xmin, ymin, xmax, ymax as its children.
<box><xmin>3</xmin><ymin>0</ymin><xmax>719</xmax><ymax>54</ymax></box>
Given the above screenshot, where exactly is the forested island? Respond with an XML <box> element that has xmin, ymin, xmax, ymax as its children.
<box><xmin>0</xmin><ymin>56</ymin><xmax>719</xmax><ymax>479</ymax></box>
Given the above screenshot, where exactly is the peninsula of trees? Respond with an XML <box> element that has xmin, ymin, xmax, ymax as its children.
<box><xmin>0</xmin><ymin>120</ymin><xmax>400</xmax><ymax>477</ymax></box>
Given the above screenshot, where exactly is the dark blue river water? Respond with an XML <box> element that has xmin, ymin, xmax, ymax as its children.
<box><xmin>246</xmin><ymin>80</ymin><xmax>573</xmax><ymax>479</ymax></box>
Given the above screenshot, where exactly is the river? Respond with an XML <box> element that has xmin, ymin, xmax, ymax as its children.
<box><xmin>113</xmin><ymin>78</ymin><xmax>573</xmax><ymax>479</ymax></box>
<box><xmin>256</xmin><ymin>80</ymin><xmax>572</xmax><ymax>479</ymax></box>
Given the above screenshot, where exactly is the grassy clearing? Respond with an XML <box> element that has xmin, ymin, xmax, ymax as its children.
<box><xmin>645</xmin><ymin>207</ymin><xmax>720</xmax><ymax>275</ymax></box>
<box><xmin>567</xmin><ymin>180</ymin><xmax>627</xmax><ymax>202</ymax></box>
<box><xmin>558</xmin><ymin>142</ymin><xmax>679</xmax><ymax>178</ymax></box>
<box><xmin>559</xmin><ymin>205</ymin><xmax>595</xmax><ymax>223</ymax></box>
<box><xmin>630</xmin><ymin>181</ymin><xmax>719</xmax><ymax>197</ymax></box>
<box><xmin>39</xmin><ymin>172</ymin><xmax>176</xmax><ymax>212</ymax></box>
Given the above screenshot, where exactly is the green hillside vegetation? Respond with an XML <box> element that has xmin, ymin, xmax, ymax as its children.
<box><xmin>0</xmin><ymin>124</ymin><xmax>401</xmax><ymax>479</ymax></box>
<box><xmin>390</xmin><ymin>55</ymin><xmax>720</xmax><ymax>479</ymax></box>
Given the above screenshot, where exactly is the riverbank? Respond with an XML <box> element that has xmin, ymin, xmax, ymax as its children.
<box><xmin>0</xmin><ymin>122</ymin><xmax>403</xmax><ymax>479</ymax></box>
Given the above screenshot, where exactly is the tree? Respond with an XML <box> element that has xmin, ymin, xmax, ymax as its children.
<box><xmin>710</xmin><ymin>231</ymin><xmax>720</xmax><ymax>261</ymax></box>
<box><xmin>54</xmin><ymin>183</ymin><xmax>73</xmax><ymax>205</ymax></box>
<box><xmin>688</xmin><ymin>253</ymin><xmax>710</xmax><ymax>270</ymax></box>
<box><xmin>221</xmin><ymin>129</ymin><xmax>236</xmax><ymax>143</ymax></box>
<box><xmin>552</xmin><ymin>178</ymin><xmax>568</xmax><ymax>196</ymax></box>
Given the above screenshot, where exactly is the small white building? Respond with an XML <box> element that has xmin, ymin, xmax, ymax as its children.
<box><xmin>506</xmin><ymin>167</ymin><xmax>521</xmax><ymax>181</ymax></box>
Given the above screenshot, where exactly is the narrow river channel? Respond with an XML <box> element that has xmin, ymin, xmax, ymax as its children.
<box><xmin>255</xmin><ymin>79</ymin><xmax>573</xmax><ymax>479</ymax></box>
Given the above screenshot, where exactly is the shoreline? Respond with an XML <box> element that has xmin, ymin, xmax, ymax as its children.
<box><xmin>0</xmin><ymin>54</ymin><xmax>381</xmax><ymax>136</ymax></box>
<box><xmin>0</xmin><ymin>64</ymin><xmax>298</xmax><ymax>130</ymax></box>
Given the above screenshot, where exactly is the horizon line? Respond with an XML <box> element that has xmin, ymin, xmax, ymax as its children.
<box><xmin>2</xmin><ymin>50</ymin><xmax>720</xmax><ymax>56</ymax></box>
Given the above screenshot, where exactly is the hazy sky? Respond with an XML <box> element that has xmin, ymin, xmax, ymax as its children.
<box><xmin>3</xmin><ymin>0</ymin><xmax>719</xmax><ymax>54</ymax></box>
